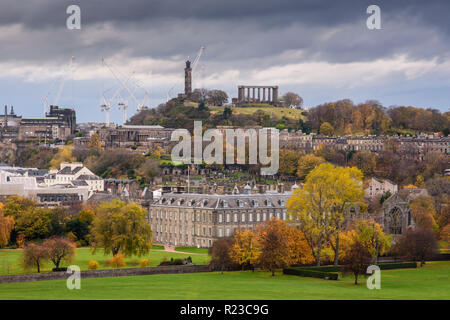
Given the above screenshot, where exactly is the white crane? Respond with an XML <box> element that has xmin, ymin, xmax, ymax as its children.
<box><xmin>166</xmin><ymin>84</ymin><xmax>176</xmax><ymax>102</ymax></box>
<box><xmin>192</xmin><ymin>46</ymin><xmax>205</xmax><ymax>76</ymax></box>
<box><xmin>118</xmin><ymin>101</ymin><xmax>128</xmax><ymax>124</ymax></box>
<box><xmin>102</xmin><ymin>58</ymin><xmax>146</xmax><ymax>112</ymax></box>
<box><xmin>54</xmin><ymin>56</ymin><xmax>76</xmax><ymax>106</ymax></box>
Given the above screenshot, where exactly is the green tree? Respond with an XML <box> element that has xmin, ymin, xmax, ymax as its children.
<box><xmin>320</xmin><ymin>122</ymin><xmax>334</xmax><ymax>136</ymax></box>
<box><xmin>90</xmin><ymin>200</ymin><xmax>152</xmax><ymax>257</ymax></box>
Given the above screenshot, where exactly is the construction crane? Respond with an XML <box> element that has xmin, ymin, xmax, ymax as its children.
<box><xmin>166</xmin><ymin>84</ymin><xmax>176</xmax><ymax>102</ymax></box>
<box><xmin>117</xmin><ymin>101</ymin><xmax>128</xmax><ymax>124</ymax></box>
<box><xmin>100</xmin><ymin>71</ymin><xmax>136</xmax><ymax>126</ymax></box>
<box><xmin>191</xmin><ymin>46</ymin><xmax>205</xmax><ymax>90</ymax></box>
<box><xmin>102</xmin><ymin>58</ymin><xmax>146</xmax><ymax>112</ymax></box>
<box><xmin>54</xmin><ymin>56</ymin><xmax>76</xmax><ymax>106</ymax></box>
<box><xmin>100</xmin><ymin>92</ymin><xmax>111</xmax><ymax>126</ymax></box>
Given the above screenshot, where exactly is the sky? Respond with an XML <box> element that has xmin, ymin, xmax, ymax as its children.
<box><xmin>0</xmin><ymin>0</ymin><xmax>449</xmax><ymax>124</ymax></box>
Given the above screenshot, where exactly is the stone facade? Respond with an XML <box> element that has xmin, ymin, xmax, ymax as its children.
<box><xmin>148</xmin><ymin>190</ymin><xmax>291</xmax><ymax>248</ymax></box>
<box><xmin>98</xmin><ymin>124</ymin><xmax>174</xmax><ymax>152</ymax></box>
<box><xmin>279</xmin><ymin>131</ymin><xmax>449</xmax><ymax>160</ymax></box>
<box><xmin>365</xmin><ymin>177</ymin><xmax>398</xmax><ymax>200</ymax></box>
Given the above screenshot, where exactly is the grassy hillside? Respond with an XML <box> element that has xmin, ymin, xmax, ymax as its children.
<box><xmin>210</xmin><ymin>105</ymin><xmax>306</xmax><ymax>120</ymax></box>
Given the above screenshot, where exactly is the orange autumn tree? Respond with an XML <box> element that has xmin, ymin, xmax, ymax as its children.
<box><xmin>229</xmin><ymin>229</ymin><xmax>260</xmax><ymax>270</ymax></box>
<box><xmin>256</xmin><ymin>218</ymin><xmax>310</xmax><ymax>276</ymax></box>
<box><xmin>0</xmin><ymin>203</ymin><xmax>14</xmax><ymax>247</ymax></box>
<box><xmin>288</xmin><ymin>226</ymin><xmax>315</xmax><ymax>265</ymax></box>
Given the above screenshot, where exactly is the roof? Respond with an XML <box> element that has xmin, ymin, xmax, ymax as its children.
<box><xmin>151</xmin><ymin>192</ymin><xmax>291</xmax><ymax>209</ymax></box>
<box><xmin>77</xmin><ymin>174</ymin><xmax>101</xmax><ymax>180</ymax></box>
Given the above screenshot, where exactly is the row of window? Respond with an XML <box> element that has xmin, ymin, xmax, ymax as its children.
<box><xmin>151</xmin><ymin>209</ymin><xmax>287</xmax><ymax>224</ymax></box>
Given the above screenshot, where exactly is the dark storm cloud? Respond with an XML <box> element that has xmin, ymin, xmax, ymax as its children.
<box><xmin>1</xmin><ymin>0</ymin><xmax>450</xmax><ymax>68</ymax></box>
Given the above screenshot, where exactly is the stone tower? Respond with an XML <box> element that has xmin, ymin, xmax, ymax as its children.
<box><xmin>184</xmin><ymin>60</ymin><xmax>192</xmax><ymax>95</ymax></box>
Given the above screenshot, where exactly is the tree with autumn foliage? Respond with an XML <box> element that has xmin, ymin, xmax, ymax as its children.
<box><xmin>296</xmin><ymin>154</ymin><xmax>325</xmax><ymax>180</ymax></box>
<box><xmin>394</xmin><ymin>227</ymin><xmax>438</xmax><ymax>266</ymax></box>
<box><xmin>90</xmin><ymin>200</ymin><xmax>152</xmax><ymax>257</ymax></box>
<box><xmin>0</xmin><ymin>203</ymin><xmax>14</xmax><ymax>247</ymax></box>
<box><xmin>209</xmin><ymin>237</ymin><xmax>235</xmax><ymax>273</ymax></box>
<box><xmin>50</xmin><ymin>145</ymin><xmax>76</xmax><ymax>169</ymax></box>
<box><xmin>287</xmin><ymin>163</ymin><xmax>364</xmax><ymax>266</ymax></box>
<box><xmin>341</xmin><ymin>241</ymin><xmax>372</xmax><ymax>285</ymax></box>
<box><xmin>230</xmin><ymin>229</ymin><xmax>260</xmax><ymax>270</ymax></box>
<box><xmin>255</xmin><ymin>218</ymin><xmax>301</xmax><ymax>276</ymax></box>
<box><xmin>409</xmin><ymin>195</ymin><xmax>439</xmax><ymax>233</ymax></box>
<box><xmin>42</xmin><ymin>236</ymin><xmax>77</xmax><ymax>269</ymax></box>
<box><xmin>88</xmin><ymin>133</ymin><xmax>102</xmax><ymax>154</ymax></box>
<box><xmin>21</xmin><ymin>243</ymin><xmax>49</xmax><ymax>273</ymax></box>
<box><xmin>343</xmin><ymin>219</ymin><xmax>392</xmax><ymax>264</ymax></box>
<box><xmin>288</xmin><ymin>226</ymin><xmax>315</xmax><ymax>265</ymax></box>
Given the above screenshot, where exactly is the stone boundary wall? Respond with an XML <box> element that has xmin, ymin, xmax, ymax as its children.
<box><xmin>0</xmin><ymin>264</ymin><xmax>210</xmax><ymax>284</ymax></box>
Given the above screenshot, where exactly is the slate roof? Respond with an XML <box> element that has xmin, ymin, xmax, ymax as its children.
<box><xmin>151</xmin><ymin>192</ymin><xmax>291</xmax><ymax>209</ymax></box>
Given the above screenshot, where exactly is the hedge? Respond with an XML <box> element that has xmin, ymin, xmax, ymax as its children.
<box><xmin>377</xmin><ymin>262</ymin><xmax>417</xmax><ymax>270</ymax></box>
<box><xmin>283</xmin><ymin>267</ymin><xmax>338</xmax><ymax>280</ymax></box>
<box><xmin>283</xmin><ymin>262</ymin><xmax>416</xmax><ymax>280</ymax></box>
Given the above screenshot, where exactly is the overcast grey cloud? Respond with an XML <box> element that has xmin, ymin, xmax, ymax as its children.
<box><xmin>0</xmin><ymin>0</ymin><xmax>448</xmax><ymax>123</ymax></box>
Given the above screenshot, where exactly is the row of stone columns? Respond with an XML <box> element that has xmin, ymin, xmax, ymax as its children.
<box><xmin>238</xmin><ymin>86</ymin><xmax>278</xmax><ymax>104</ymax></box>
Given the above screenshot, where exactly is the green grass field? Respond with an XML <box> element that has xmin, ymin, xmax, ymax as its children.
<box><xmin>0</xmin><ymin>261</ymin><xmax>449</xmax><ymax>300</ymax></box>
<box><xmin>0</xmin><ymin>248</ymin><xmax>210</xmax><ymax>275</ymax></box>
<box><xmin>174</xmin><ymin>247</ymin><xmax>209</xmax><ymax>254</ymax></box>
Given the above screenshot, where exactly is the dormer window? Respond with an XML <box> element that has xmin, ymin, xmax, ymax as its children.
<box><xmin>223</xmin><ymin>200</ymin><xmax>228</xmax><ymax>208</ymax></box>
<box><xmin>238</xmin><ymin>200</ymin><xmax>244</xmax><ymax>207</ymax></box>
<box><xmin>252</xmin><ymin>200</ymin><xmax>259</xmax><ymax>207</ymax></box>
<box><xmin>265</xmin><ymin>200</ymin><xmax>271</xmax><ymax>206</ymax></box>
<box><xmin>202</xmin><ymin>199</ymin><xmax>208</xmax><ymax>207</ymax></box>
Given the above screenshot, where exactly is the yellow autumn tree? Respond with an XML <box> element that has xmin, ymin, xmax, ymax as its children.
<box><xmin>50</xmin><ymin>146</ymin><xmax>76</xmax><ymax>169</ymax></box>
<box><xmin>229</xmin><ymin>229</ymin><xmax>260</xmax><ymax>270</ymax></box>
<box><xmin>346</xmin><ymin>219</ymin><xmax>392</xmax><ymax>264</ymax></box>
<box><xmin>88</xmin><ymin>133</ymin><xmax>102</xmax><ymax>152</ymax></box>
<box><xmin>287</xmin><ymin>163</ymin><xmax>364</xmax><ymax>266</ymax></box>
<box><xmin>0</xmin><ymin>203</ymin><xmax>15</xmax><ymax>247</ymax></box>
<box><xmin>90</xmin><ymin>200</ymin><xmax>152</xmax><ymax>257</ymax></box>
<box><xmin>296</xmin><ymin>154</ymin><xmax>325</xmax><ymax>180</ymax></box>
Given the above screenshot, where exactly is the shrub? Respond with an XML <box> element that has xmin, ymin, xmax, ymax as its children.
<box><xmin>378</xmin><ymin>262</ymin><xmax>417</xmax><ymax>270</ymax></box>
<box><xmin>139</xmin><ymin>259</ymin><xmax>149</xmax><ymax>267</ymax></box>
<box><xmin>110</xmin><ymin>253</ymin><xmax>126</xmax><ymax>268</ymax></box>
<box><xmin>283</xmin><ymin>267</ymin><xmax>338</xmax><ymax>280</ymax></box>
<box><xmin>88</xmin><ymin>260</ymin><xmax>99</xmax><ymax>270</ymax></box>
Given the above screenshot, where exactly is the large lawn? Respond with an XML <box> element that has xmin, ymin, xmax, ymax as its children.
<box><xmin>0</xmin><ymin>261</ymin><xmax>449</xmax><ymax>300</ymax></box>
<box><xmin>0</xmin><ymin>248</ymin><xmax>210</xmax><ymax>275</ymax></box>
